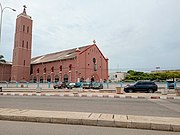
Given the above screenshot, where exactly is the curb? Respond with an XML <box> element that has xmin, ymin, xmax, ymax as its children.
<box><xmin>1</xmin><ymin>92</ymin><xmax>180</xmax><ymax>100</ymax></box>
<box><xmin>0</xmin><ymin>108</ymin><xmax>179</xmax><ymax>132</ymax></box>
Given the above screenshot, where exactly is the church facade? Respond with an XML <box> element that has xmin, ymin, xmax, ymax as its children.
<box><xmin>30</xmin><ymin>44</ymin><xmax>108</xmax><ymax>83</ymax></box>
<box><xmin>0</xmin><ymin>7</ymin><xmax>108</xmax><ymax>83</ymax></box>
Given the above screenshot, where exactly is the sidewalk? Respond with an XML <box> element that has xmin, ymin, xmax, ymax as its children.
<box><xmin>1</xmin><ymin>90</ymin><xmax>180</xmax><ymax>100</ymax></box>
<box><xmin>0</xmin><ymin>108</ymin><xmax>179</xmax><ymax>132</ymax></box>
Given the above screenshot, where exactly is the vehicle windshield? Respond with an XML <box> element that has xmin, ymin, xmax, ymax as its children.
<box><xmin>94</xmin><ymin>83</ymin><xmax>101</xmax><ymax>86</ymax></box>
<box><xmin>83</xmin><ymin>83</ymin><xmax>90</xmax><ymax>86</ymax></box>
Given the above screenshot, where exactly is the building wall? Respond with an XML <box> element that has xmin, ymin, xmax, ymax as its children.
<box><xmin>0</xmin><ymin>64</ymin><xmax>11</xmax><ymax>81</ymax></box>
<box><xmin>31</xmin><ymin>58</ymin><xmax>76</xmax><ymax>82</ymax></box>
<box><xmin>109</xmin><ymin>72</ymin><xmax>127</xmax><ymax>82</ymax></box>
<box><xmin>0</xmin><ymin>44</ymin><xmax>108</xmax><ymax>83</ymax></box>
<box><xmin>78</xmin><ymin>45</ymin><xmax>108</xmax><ymax>82</ymax></box>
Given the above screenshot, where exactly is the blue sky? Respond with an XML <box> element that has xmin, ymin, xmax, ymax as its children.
<box><xmin>0</xmin><ymin>0</ymin><xmax>180</xmax><ymax>72</ymax></box>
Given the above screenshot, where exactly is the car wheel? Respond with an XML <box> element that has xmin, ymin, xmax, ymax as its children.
<box><xmin>128</xmin><ymin>89</ymin><xmax>133</xmax><ymax>93</ymax></box>
<box><xmin>148</xmin><ymin>89</ymin><xmax>154</xmax><ymax>93</ymax></box>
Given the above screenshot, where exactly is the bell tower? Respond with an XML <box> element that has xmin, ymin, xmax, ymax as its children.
<box><xmin>11</xmin><ymin>6</ymin><xmax>33</xmax><ymax>82</ymax></box>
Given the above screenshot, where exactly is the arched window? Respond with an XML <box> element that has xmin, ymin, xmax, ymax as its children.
<box><xmin>26</xmin><ymin>41</ymin><xmax>28</xmax><ymax>48</ymax></box>
<box><xmin>33</xmin><ymin>76</ymin><xmax>37</xmax><ymax>83</ymax></box>
<box><xmin>23</xmin><ymin>25</ymin><xmax>25</xmax><ymax>32</ymax></box>
<box><xmin>93</xmin><ymin>58</ymin><xmax>96</xmax><ymax>64</ymax></box>
<box><xmin>59</xmin><ymin>65</ymin><xmax>62</xmax><ymax>71</ymax></box>
<box><xmin>40</xmin><ymin>76</ymin><xmax>43</xmax><ymax>83</ymax></box>
<box><xmin>30</xmin><ymin>66</ymin><xmax>33</xmax><ymax>74</ymax></box>
<box><xmin>44</xmin><ymin>68</ymin><xmax>46</xmax><ymax>73</ymax></box>
<box><xmin>22</xmin><ymin>40</ymin><xmax>24</xmax><ymax>47</ymax></box>
<box><xmin>64</xmin><ymin>74</ymin><xmax>68</xmax><ymax>82</ymax></box>
<box><xmin>47</xmin><ymin>75</ymin><xmax>51</xmax><ymax>82</ymax></box>
<box><xmin>93</xmin><ymin>58</ymin><xmax>97</xmax><ymax>71</ymax></box>
<box><xmin>27</xmin><ymin>26</ymin><xmax>29</xmax><ymax>33</ymax></box>
<box><xmin>51</xmin><ymin>67</ymin><xmax>54</xmax><ymax>72</ymax></box>
<box><xmin>37</xmin><ymin>68</ymin><xmax>39</xmax><ymax>74</ymax></box>
<box><xmin>80</xmin><ymin>78</ymin><xmax>84</xmax><ymax>82</ymax></box>
<box><xmin>69</xmin><ymin>64</ymin><xmax>72</xmax><ymax>71</ymax></box>
<box><xmin>55</xmin><ymin>75</ymin><xmax>59</xmax><ymax>82</ymax></box>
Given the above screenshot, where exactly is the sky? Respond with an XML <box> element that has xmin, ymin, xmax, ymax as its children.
<box><xmin>0</xmin><ymin>0</ymin><xmax>180</xmax><ymax>72</ymax></box>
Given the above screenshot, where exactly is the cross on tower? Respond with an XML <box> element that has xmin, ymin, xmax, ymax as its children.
<box><xmin>23</xmin><ymin>5</ymin><xmax>27</xmax><ymax>14</ymax></box>
<box><xmin>93</xmin><ymin>40</ymin><xmax>96</xmax><ymax>44</ymax></box>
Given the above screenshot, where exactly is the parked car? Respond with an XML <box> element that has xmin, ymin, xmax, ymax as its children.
<box><xmin>53</xmin><ymin>82</ymin><xmax>67</xmax><ymax>89</ymax></box>
<box><xmin>66</xmin><ymin>83</ymin><xmax>75</xmax><ymax>89</ymax></box>
<box><xmin>167</xmin><ymin>81</ymin><xmax>174</xmax><ymax>89</ymax></box>
<box><xmin>66</xmin><ymin>82</ymin><xmax>82</xmax><ymax>89</ymax></box>
<box><xmin>82</xmin><ymin>82</ymin><xmax>91</xmax><ymax>89</ymax></box>
<box><xmin>92</xmin><ymin>82</ymin><xmax>103</xmax><ymax>89</ymax></box>
<box><xmin>74</xmin><ymin>82</ymin><xmax>82</xmax><ymax>88</ymax></box>
<box><xmin>124</xmin><ymin>81</ymin><xmax>158</xmax><ymax>93</ymax></box>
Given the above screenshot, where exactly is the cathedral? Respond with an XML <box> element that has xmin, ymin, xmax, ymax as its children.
<box><xmin>0</xmin><ymin>6</ymin><xmax>108</xmax><ymax>83</ymax></box>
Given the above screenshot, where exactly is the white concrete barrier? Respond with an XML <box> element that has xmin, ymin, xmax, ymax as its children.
<box><xmin>0</xmin><ymin>108</ymin><xmax>180</xmax><ymax>132</ymax></box>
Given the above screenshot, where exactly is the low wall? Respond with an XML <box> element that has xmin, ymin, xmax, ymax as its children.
<box><xmin>0</xmin><ymin>82</ymin><xmax>180</xmax><ymax>89</ymax></box>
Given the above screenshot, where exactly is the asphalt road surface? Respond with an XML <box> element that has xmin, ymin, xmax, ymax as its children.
<box><xmin>0</xmin><ymin>96</ymin><xmax>180</xmax><ymax>117</ymax></box>
<box><xmin>0</xmin><ymin>120</ymin><xmax>179</xmax><ymax>135</ymax></box>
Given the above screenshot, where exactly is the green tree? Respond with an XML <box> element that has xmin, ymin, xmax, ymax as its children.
<box><xmin>127</xmin><ymin>70</ymin><xmax>136</xmax><ymax>75</ymax></box>
<box><xmin>125</xmin><ymin>70</ymin><xmax>151</xmax><ymax>81</ymax></box>
<box><xmin>125</xmin><ymin>70</ymin><xmax>180</xmax><ymax>81</ymax></box>
<box><xmin>166</xmin><ymin>72</ymin><xmax>180</xmax><ymax>81</ymax></box>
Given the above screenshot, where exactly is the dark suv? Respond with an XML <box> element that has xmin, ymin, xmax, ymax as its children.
<box><xmin>124</xmin><ymin>81</ymin><xmax>158</xmax><ymax>93</ymax></box>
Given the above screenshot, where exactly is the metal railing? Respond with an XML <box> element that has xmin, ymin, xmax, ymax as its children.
<box><xmin>0</xmin><ymin>81</ymin><xmax>179</xmax><ymax>89</ymax></box>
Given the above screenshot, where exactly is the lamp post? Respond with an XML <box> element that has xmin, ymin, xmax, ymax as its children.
<box><xmin>0</xmin><ymin>3</ymin><xmax>16</xmax><ymax>48</ymax></box>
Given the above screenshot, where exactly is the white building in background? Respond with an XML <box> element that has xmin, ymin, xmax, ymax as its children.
<box><xmin>109</xmin><ymin>72</ymin><xmax>127</xmax><ymax>82</ymax></box>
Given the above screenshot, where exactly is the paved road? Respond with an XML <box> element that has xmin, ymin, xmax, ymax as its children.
<box><xmin>0</xmin><ymin>96</ymin><xmax>180</xmax><ymax>117</ymax></box>
<box><xmin>0</xmin><ymin>120</ymin><xmax>179</xmax><ymax>135</ymax></box>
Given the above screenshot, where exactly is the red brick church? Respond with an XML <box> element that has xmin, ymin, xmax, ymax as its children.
<box><xmin>0</xmin><ymin>6</ymin><xmax>108</xmax><ymax>83</ymax></box>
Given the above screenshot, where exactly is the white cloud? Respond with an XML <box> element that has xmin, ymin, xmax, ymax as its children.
<box><xmin>0</xmin><ymin>0</ymin><xmax>180</xmax><ymax>72</ymax></box>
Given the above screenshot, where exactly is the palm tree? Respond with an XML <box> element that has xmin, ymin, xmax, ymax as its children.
<box><xmin>0</xmin><ymin>55</ymin><xmax>6</xmax><ymax>63</ymax></box>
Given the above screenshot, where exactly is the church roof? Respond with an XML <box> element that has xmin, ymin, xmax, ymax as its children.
<box><xmin>31</xmin><ymin>44</ymin><xmax>92</xmax><ymax>64</ymax></box>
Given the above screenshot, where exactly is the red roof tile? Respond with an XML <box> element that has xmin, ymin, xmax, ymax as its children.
<box><xmin>31</xmin><ymin>44</ymin><xmax>92</xmax><ymax>64</ymax></box>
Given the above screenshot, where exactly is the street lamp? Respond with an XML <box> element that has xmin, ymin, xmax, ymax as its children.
<box><xmin>0</xmin><ymin>3</ymin><xmax>16</xmax><ymax>48</ymax></box>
